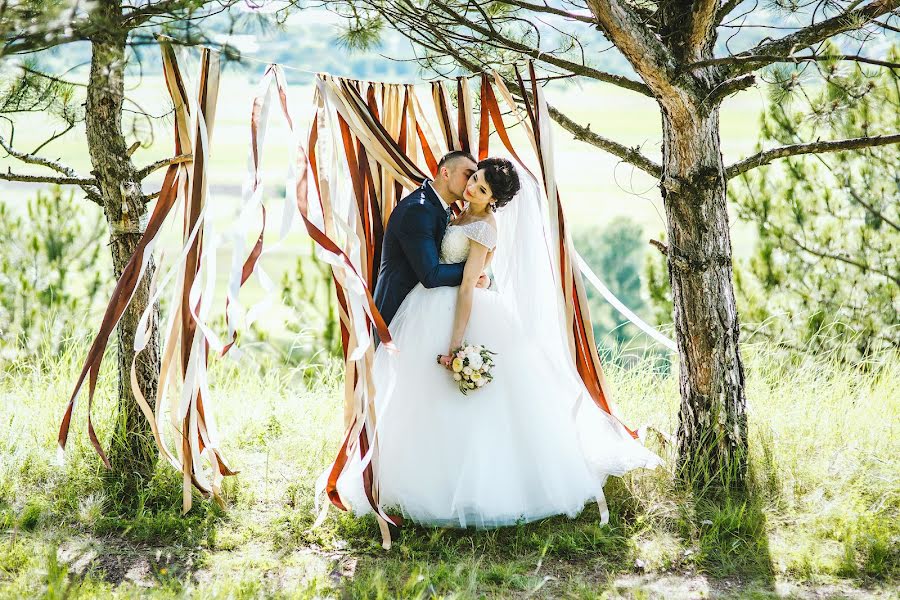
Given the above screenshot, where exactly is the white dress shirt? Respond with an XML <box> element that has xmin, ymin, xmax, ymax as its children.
<box><xmin>427</xmin><ymin>181</ymin><xmax>452</xmax><ymax>213</ymax></box>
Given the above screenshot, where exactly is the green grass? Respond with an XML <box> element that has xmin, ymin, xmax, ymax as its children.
<box><xmin>0</xmin><ymin>337</ymin><xmax>897</xmax><ymax>598</ymax></box>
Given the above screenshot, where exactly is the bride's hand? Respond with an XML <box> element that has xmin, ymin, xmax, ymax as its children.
<box><xmin>475</xmin><ymin>273</ymin><xmax>490</xmax><ymax>289</ymax></box>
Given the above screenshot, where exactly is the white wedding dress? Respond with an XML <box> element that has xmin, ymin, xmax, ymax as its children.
<box><xmin>335</xmin><ymin>183</ymin><xmax>662</xmax><ymax>527</ymax></box>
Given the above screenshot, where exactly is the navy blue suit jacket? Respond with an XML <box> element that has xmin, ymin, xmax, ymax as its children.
<box><xmin>373</xmin><ymin>182</ymin><xmax>465</xmax><ymax>326</ymax></box>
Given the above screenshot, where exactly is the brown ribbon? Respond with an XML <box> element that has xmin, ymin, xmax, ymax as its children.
<box><xmin>59</xmin><ymin>39</ymin><xmax>194</xmax><ymax>465</ymax></box>
<box><xmin>522</xmin><ymin>64</ymin><xmax>637</xmax><ymax>438</ymax></box>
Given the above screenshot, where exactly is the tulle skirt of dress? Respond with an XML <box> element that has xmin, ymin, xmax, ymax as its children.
<box><xmin>335</xmin><ymin>284</ymin><xmax>662</xmax><ymax>528</ymax></box>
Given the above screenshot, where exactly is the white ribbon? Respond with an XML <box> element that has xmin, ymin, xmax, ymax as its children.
<box><xmin>574</xmin><ymin>251</ymin><xmax>677</xmax><ymax>352</ymax></box>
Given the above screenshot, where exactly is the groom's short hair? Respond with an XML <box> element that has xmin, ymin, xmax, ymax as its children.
<box><xmin>437</xmin><ymin>150</ymin><xmax>476</xmax><ymax>171</ymax></box>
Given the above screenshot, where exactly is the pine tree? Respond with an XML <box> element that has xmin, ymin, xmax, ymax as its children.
<box><xmin>0</xmin><ymin>0</ymin><xmax>288</xmax><ymax>500</ymax></box>
<box><xmin>733</xmin><ymin>45</ymin><xmax>900</xmax><ymax>361</ymax></box>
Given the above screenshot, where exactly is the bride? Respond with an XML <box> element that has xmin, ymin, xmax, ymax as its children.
<box><xmin>336</xmin><ymin>155</ymin><xmax>661</xmax><ymax>529</ymax></box>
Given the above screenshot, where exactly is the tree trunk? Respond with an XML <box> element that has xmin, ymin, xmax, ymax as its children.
<box><xmin>583</xmin><ymin>0</ymin><xmax>750</xmax><ymax>491</ymax></box>
<box><xmin>659</xmin><ymin>100</ymin><xmax>748</xmax><ymax>490</ymax></box>
<box><xmin>85</xmin><ymin>0</ymin><xmax>159</xmax><ymax>498</ymax></box>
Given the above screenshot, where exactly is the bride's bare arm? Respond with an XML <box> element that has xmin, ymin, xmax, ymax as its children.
<box><xmin>447</xmin><ymin>242</ymin><xmax>491</xmax><ymax>353</ymax></box>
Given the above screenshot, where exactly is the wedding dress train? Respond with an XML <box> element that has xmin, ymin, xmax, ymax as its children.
<box><xmin>336</xmin><ymin>211</ymin><xmax>662</xmax><ymax>528</ymax></box>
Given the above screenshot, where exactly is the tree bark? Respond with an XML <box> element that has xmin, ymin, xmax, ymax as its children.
<box><xmin>85</xmin><ymin>0</ymin><xmax>159</xmax><ymax>498</ymax></box>
<box><xmin>659</xmin><ymin>98</ymin><xmax>748</xmax><ymax>489</ymax></box>
<box><xmin>586</xmin><ymin>0</ymin><xmax>749</xmax><ymax>491</ymax></box>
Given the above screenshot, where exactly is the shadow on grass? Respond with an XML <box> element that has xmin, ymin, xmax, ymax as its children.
<box><xmin>92</xmin><ymin>466</ymin><xmax>226</xmax><ymax>548</ymax></box>
<box><xmin>320</xmin><ymin>481</ymin><xmax>649</xmax><ymax>597</ymax></box>
<box><xmin>680</xmin><ymin>459</ymin><xmax>777</xmax><ymax>595</ymax></box>
<box><xmin>1</xmin><ymin>463</ymin><xmax>226</xmax><ymax>590</ymax></box>
<box><xmin>312</xmin><ymin>454</ymin><xmax>783</xmax><ymax>597</ymax></box>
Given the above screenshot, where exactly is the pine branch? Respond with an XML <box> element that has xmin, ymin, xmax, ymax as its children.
<box><xmin>383</xmin><ymin>0</ymin><xmax>654</xmax><ymax>94</ymax></box>
<box><xmin>874</xmin><ymin>17</ymin><xmax>900</xmax><ymax>32</ymax></box>
<box><xmin>706</xmin><ymin>73</ymin><xmax>757</xmax><ymax>105</ymax></box>
<box><xmin>123</xmin><ymin>0</ymin><xmax>238</xmax><ymax>26</ymax></box>
<box><xmin>786</xmin><ymin>232</ymin><xmax>900</xmax><ymax>286</ymax></box>
<box><xmin>725</xmin><ymin>0</ymin><xmax>900</xmax><ymax>77</ymax></box>
<box><xmin>0</xmin><ymin>133</ymin><xmax>100</xmax><ymax>203</ymax></box>
<box><xmin>690</xmin><ymin>53</ymin><xmax>900</xmax><ymax>70</ymax></box>
<box><xmin>545</xmin><ymin>104</ymin><xmax>663</xmax><ymax>178</ymax></box>
<box><xmin>2</xmin><ymin>1</ymin><xmax>240</xmax><ymax>55</ymax></box>
<box><xmin>846</xmin><ymin>185</ymin><xmax>900</xmax><ymax>232</ymax></box>
<box><xmin>650</xmin><ymin>238</ymin><xmax>669</xmax><ymax>255</ymax></box>
<box><xmin>412</xmin><ymin>32</ymin><xmax>662</xmax><ymax>177</ymax></box>
<box><xmin>135</xmin><ymin>153</ymin><xmax>192</xmax><ymax>180</ymax></box>
<box><xmin>0</xmin><ymin>169</ymin><xmax>103</xmax><ymax>206</ymax></box>
<box><xmin>716</xmin><ymin>0</ymin><xmax>746</xmax><ymax>24</ymax></box>
<box><xmin>424</xmin><ymin>0</ymin><xmax>652</xmax><ymax>96</ymax></box>
<box><xmin>0</xmin><ymin>133</ymin><xmax>78</xmax><ymax>178</ymax></box>
<box><xmin>725</xmin><ymin>133</ymin><xmax>900</xmax><ymax>179</ymax></box>
<box><xmin>19</xmin><ymin>65</ymin><xmax>87</xmax><ymax>91</ymax></box>
<box><xmin>494</xmin><ymin>0</ymin><xmax>598</xmax><ymax>25</ymax></box>
<box><xmin>2</xmin><ymin>15</ymin><xmax>94</xmax><ymax>56</ymax></box>
<box><xmin>0</xmin><ymin>171</ymin><xmax>95</xmax><ymax>186</ymax></box>
<box><xmin>31</xmin><ymin>124</ymin><xmax>77</xmax><ymax>156</ymax></box>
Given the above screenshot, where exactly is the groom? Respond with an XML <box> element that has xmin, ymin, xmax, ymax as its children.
<box><xmin>374</xmin><ymin>151</ymin><xmax>489</xmax><ymax>328</ymax></box>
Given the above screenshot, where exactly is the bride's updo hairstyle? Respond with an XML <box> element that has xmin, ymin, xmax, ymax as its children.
<box><xmin>478</xmin><ymin>157</ymin><xmax>520</xmax><ymax>212</ymax></box>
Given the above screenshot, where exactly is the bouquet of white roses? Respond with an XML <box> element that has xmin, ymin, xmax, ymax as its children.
<box><xmin>444</xmin><ymin>343</ymin><xmax>496</xmax><ymax>395</ymax></box>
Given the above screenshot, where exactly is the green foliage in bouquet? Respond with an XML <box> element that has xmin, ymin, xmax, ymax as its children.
<box><xmin>449</xmin><ymin>343</ymin><xmax>496</xmax><ymax>395</ymax></box>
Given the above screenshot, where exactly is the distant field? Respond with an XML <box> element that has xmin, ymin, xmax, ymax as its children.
<box><xmin>0</xmin><ymin>71</ymin><xmax>766</xmax><ymax>233</ymax></box>
<box><xmin>0</xmin><ymin>70</ymin><xmax>766</xmax><ymax>332</ymax></box>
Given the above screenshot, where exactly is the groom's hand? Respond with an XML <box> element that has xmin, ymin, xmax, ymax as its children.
<box><xmin>475</xmin><ymin>273</ymin><xmax>490</xmax><ymax>289</ymax></box>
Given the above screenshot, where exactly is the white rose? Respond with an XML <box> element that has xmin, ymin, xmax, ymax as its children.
<box><xmin>463</xmin><ymin>366</ymin><xmax>472</xmax><ymax>375</ymax></box>
<box><xmin>453</xmin><ymin>373</ymin><xmax>462</xmax><ymax>381</ymax></box>
<box><xmin>476</xmin><ymin>379</ymin><xmax>485</xmax><ymax>387</ymax></box>
<box><xmin>468</xmin><ymin>354</ymin><xmax>483</xmax><ymax>370</ymax></box>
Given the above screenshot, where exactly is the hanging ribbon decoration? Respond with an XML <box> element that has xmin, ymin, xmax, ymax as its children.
<box><xmin>59</xmin><ymin>40</ymin><xmax>236</xmax><ymax>511</ymax></box>
<box><xmin>64</xmin><ymin>35</ymin><xmax>677</xmax><ymax>547</ymax></box>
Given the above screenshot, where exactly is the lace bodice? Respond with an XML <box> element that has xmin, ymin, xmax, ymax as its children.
<box><xmin>440</xmin><ymin>220</ymin><xmax>498</xmax><ymax>264</ymax></box>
